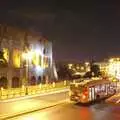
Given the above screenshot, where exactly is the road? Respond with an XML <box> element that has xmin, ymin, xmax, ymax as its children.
<box><xmin>7</xmin><ymin>101</ymin><xmax>120</xmax><ymax>120</ymax></box>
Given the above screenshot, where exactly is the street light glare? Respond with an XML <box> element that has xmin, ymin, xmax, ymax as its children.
<box><xmin>35</xmin><ymin>66</ymin><xmax>43</xmax><ymax>76</ymax></box>
<box><xmin>85</xmin><ymin>62</ymin><xmax>89</xmax><ymax>66</ymax></box>
<box><xmin>22</xmin><ymin>51</ymin><xmax>33</xmax><ymax>61</ymax></box>
<box><xmin>109</xmin><ymin>58</ymin><xmax>114</xmax><ymax>63</ymax></box>
<box><xmin>27</xmin><ymin>51</ymin><xmax>33</xmax><ymax>60</ymax></box>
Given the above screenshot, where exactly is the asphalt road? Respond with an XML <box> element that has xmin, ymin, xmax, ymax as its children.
<box><xmin>0</xmin><ymin>90</ymin><xmax>69</xmax><ymax>116</ymax></box>
<box><xmin>7</xmin><ymin>101</ymin><xmax>120</xmax><ymax>120</ymax></box>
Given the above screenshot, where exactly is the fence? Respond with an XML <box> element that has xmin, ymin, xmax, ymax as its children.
<box><xmin>0</xmin><ymin>80</ymin><xmax>70</xmax><ymax>100</ymax></box>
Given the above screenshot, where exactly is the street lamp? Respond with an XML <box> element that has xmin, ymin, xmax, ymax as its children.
<box><xmin>22</xmin><ymin>51</ymin><xmax>33</xmax><ymax>91</ymax></box>
<box><xmin>85</xmin><ymin>62</ymin><xmax>89</xmax><ymax>66</ymax></box>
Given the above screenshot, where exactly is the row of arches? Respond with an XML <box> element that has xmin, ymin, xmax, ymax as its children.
<box><xmin>0</xmin><ymin>76</ymin><xmax>20</xmax><ymax>88</ymax></box>
<box><xmin>0</xmin><ymin>75</ymin><xmax>48</xmax><ymax>88</ymax></box>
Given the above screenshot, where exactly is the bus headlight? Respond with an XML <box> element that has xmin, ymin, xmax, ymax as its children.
<box><xmin>82</xmin><ymin>94</ymin><xmax>86</xmax><ymax>100</ymax></box>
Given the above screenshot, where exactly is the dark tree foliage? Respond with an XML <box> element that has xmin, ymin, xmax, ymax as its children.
<box><xmin>57</xmin><ymin>64</ymin><xmax>72</xmax><ymax>80</ymax></box>
<box><xmin>84</xmin><ymin>60</ymin><xmax>101</xmax><ymax>78</ymax></box>
<box><xmin>90</xmin><ymin>64</ymin><xmax>101</xmax><ymax>77</ymax></box>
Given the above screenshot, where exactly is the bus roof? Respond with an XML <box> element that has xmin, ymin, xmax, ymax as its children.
<box><xmin>70</xmin><ymin>78</ymin><xmax>113</xmax><ymax>87</ymax></box>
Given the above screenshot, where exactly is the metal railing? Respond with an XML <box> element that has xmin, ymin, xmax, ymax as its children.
<box><xmin>0</xmin><ymin>80</ymin><xmax>70</xmax><ymax>100</ymax></box>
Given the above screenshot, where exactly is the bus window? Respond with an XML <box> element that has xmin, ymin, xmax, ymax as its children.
<box><xmin>89</xmin><ymin>88</ymin><xmax>92</xmax><ymax>101</ymax></box>
<box><xmin>105</xmin><ymin>84</ymin><xmax>108</xmax><ymax>95</ymax></box>
<box><xmin>101</xmin><ymin>84</ymin><xmax>106</xmax><ymax>92</ymax></box>
<box><xmin>95</xmin><ymin>85</ymin><xmax>100</xmax><ymax>93</ymax></box>
<box><xmin>91</xmin><ymin>87</ymin><xmax>95</xmax><ymax>100</ymax></box>
<box><xmin>106</xmin><ymin>84</ymin><xmax>109</xmax><ymax>95</ymax></box>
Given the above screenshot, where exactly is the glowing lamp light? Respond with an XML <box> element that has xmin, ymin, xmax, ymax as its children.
<box><xmin>26</xmin><ymin>51</ymin><xmax>33</xmax><ymax>60</ymax></box>
<box><xmin>109</xmin><ymin>58</ymin><xmax>114</xmax><ymax>63</ymax></box>
<box><xmin>3</xmin><ymin>48</ymin><xmax>9</xmax><ymax>62</ymax></box>
<box><xmin>22</xmin><ymin>51</ymin><xmax>33</xmax><ymax>61</ymax></box>
<box><xmin>13</xmin><ymin>49</ymin><xmax>21</xmax><ymax>68</ymax></box>
<box><xmin>68</xmin><ymin>64</ymin><xmax>73</xmax><ymax>67</ymax></box>
<box><xmin>83</xmin><ymin>91</ymin><xmax>88</xmax><ymax>96</ymax></box>
<box><xmin>85</xmin><ymin>62</ymin><xmax>89</xmax><ymax>66</ymax></box>
<box><xmin>39</xmin><ymin>84</ymin><xmax>42</xmax><ymax>89</ymax></box>
<box><xmin>35</xmin><ymin>66</ymin><xmax>43</xmax><ymax>71</ymax></box>
<box><xmin>35</xmin><ymin>66</ymin><xmax>43</xmax><ymax>76</ymax></box>
<box><xmin>35</xmin><ymin>49</ymin><xmax>43</xmax><ymax>56</ymax></box>
<box><xmin>81</xmin><ymin>66</ymin><xmax>84</xmax><ymax>70</ymax></box>
<box><xmin>82</xmin><ymin>94</ymin><xmax>86</xmax><ymax>100</ymax></box>
<box><xmin>74</xmin><ymin>72</ymin><xmax>81</xmax><ymax>75</ymax></box>
<box><xmin>35</xmin><ymin>49</ymin><xmax>41</xmax><ymax>54</ymax></box>
<box><xmin>1</xmin><ymin>87</ymin><xmax>3</xmax><ymax>91</ymax></box>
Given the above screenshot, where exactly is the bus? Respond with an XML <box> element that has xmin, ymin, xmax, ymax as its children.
<box><xmin>69</xmin><ymin>78</ymin><xmax>117</xmax><ymax>104</ymax></box>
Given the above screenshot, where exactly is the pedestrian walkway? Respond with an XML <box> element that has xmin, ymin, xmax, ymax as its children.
<box><xmin>0</xmin><ymin>81</ymin><xmax>69</xmax><ymax>100</ymax></box>
<box><xmin>0</xmin><ymin>89</ymin><xmax>69</xmax><ymax>120</ymax></box>
<box><xmin>0</xmin><ymin>88</ymin><xmax>69</xmax><ymax>103</ymax></box>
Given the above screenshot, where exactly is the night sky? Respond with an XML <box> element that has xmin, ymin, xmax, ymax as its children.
<box><xmin>0</xmin><ymin>0</ymin><xmax>120</xmax><ymax>62</ymax></box>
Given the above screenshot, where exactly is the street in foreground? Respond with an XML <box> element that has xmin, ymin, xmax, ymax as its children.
<box><xmin>7</xmin><ymin>101</ymin><xmax>120</xmax><ymax>120</ymax></box>
<box><xmin>0</xmin><ymin>89</ymin><xmax>68</xmax><ymax>119</ymax></box>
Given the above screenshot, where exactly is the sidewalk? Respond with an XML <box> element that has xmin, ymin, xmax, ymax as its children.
<box><xmin>0</xmin><ymin>88</ymin><xmax>69</xmax><ymax>120</ymax></box>
<box><xmin>0</xmin><ymin>87</ymin><xmax>69</xmax><ymax>102</ymax></box>
<box><xmin>0</xmin><ymin>82</ymin><xmax>69</xmax><ymax>100</ymax></box>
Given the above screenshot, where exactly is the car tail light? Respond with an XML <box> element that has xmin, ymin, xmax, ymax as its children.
<box><xmin>83</xmin><ymin>88</ymin><xmax>88</xmax><ymax>96</ymax></box>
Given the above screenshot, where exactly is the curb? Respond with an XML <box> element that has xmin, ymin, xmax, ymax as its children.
<box><xmin>0</xmin><ymin>99</ymin><xmax>68</xmax><ymax>120</ymax></box>
<box><xmin>0</xmin><ymin>88</ymin><xmax>69</xmax><ymax>103</ymax></box>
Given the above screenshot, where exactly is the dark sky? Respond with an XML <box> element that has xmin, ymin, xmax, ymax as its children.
<box><xmin>0</xmin><ymin>0</ymin><xmax>120</xmax><ymax>62</ymax></box>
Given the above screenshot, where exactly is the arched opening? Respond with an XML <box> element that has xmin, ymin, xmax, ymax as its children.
<box><xmin>30</xmin><ymin>76</ymin><xmax>36</xmax><ymax>85</ymax></box>
<box><xmin>12</xmin><ymin>76</ymin><xmax>20</xmax><ymax>88</ymax></box>
<box><xmin>0</xmin><ymin>76</ymin><xmax>7</xmax><ymax>89</ymax></box>
<box><xmin>37</xmin><ymin>76</ymin><xmax>41</xmax><ymax>84</ymax></box>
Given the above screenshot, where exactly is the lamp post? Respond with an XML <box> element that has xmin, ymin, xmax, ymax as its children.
<box><xmin>22</xmin><ymin>51</ymin><xmax>32</xmax><ymax>95</ymax></box>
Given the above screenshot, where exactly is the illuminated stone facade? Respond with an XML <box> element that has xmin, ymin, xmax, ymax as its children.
<box><xmin>108</xmin><ymin>58</ymin><xmax>120</xmax><ymax>78</ymax></box>
<box><xmin>0</xmin><ymin>25</ymin><xmax>55</xmax><ymax>88</ymax></box>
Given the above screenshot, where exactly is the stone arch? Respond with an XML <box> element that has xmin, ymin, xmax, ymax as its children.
<box><xmin>0</xmin><ymin>76</ymin><xmax>7</xmax><ymax>89</ymax></box>
<box><xmin>12</xmin><ymin>76</ymin><xmax>20</xmax><ymax>88</ymax></box>
<box><xmin>37</xmin><ymin>76</ymin><xmax>41</xmax><ymax>84</ymax></box>
<box><xmin>30</xmin><ymin>76</ymin><xmax>36</xmax><ymax>85</ymax></box>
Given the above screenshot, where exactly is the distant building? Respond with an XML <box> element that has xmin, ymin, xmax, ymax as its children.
<box><xmin>67</xmin><ymin>62</ymin><xmax>87</xmax><ymax>77</ymax></box>
<box><xmin>108</xmin><ymin>58</ymin><xmax>120</xmax><ymax>79</ymax></box>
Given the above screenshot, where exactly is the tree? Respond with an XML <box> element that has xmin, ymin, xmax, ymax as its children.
<box><xmin>83</xmin><ymin>60</ymin><xmax>101</xmax><ymax>78</ymax></box>
<box><xmin>83</xmin><ymin>71</ymin><xmax>92</xmax><ymax>78</ymax></box>
<box><xmin>90</xmin><ymin>63</ymin><xmax>101</xmax><ymax>77</ymax></box>
<box><xmin>57</xmin><ymin>64</ymin><xmax>72</xmax><ymax>80</ymax></box>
